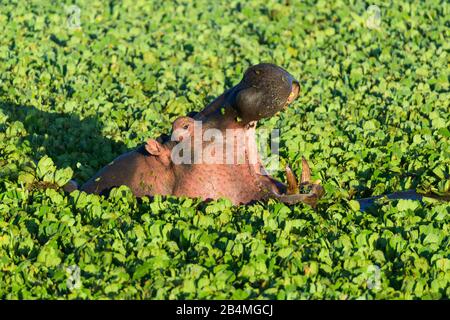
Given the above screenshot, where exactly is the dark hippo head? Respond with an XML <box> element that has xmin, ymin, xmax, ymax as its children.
<box><xmin>232</xmin><ymin>63</ymin><xmax>300</xmax><ymax>123</ymax></box>
<box><xmin>195</xmin><ymin>63</ymin><xmax>300</xmax><ymax>126</ymax></box>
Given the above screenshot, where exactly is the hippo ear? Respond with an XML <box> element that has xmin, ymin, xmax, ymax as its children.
<box><xmin>145</xmin><ymin>139</ymin><xmax>162</xmax><ymax>155</ymax></box>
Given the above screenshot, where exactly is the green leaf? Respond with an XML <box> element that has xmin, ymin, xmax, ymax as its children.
<box><xmin>37</xmin><ymin>242</ymin><xmax>62</xmax><ymax>268</ymax></box>
<box><xmin>18</xmin><ymin>172</ymin><xmax>35</xmax><ymax>185</ymax></box>
<box><xmin>36</xmin><ymin>156</ymin><xmax>56</xmax><ymax>180</ymax></box>
<box><xmin>278</xmin><ymin>247</ymin><xmax>293</xmax><ymax>259</ymax></box>
<box><xmin>54</xmin><ymin>167</ymin><xmax>74</xmax><ymax>187</ymax></box>
<box><xmin>348</xmin><ymin>200</ymin><xmax>360</xmax><ymax>211</ymax></box>
<box><xmin>396</xmin><ymin>199</ymin><xmax>419</xmax><ymax>212</ymax></box>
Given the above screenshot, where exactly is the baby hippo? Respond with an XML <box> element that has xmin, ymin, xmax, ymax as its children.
<box><xmin>80</xmin><ymin>139</ymin><xmax>176</xmax><ymax>197</ymax></box>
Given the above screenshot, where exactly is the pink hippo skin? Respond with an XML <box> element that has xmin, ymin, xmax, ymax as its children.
<box><xmin>170</xmin><ymin>119</ymin><xmax>280</xmax><ymax>204</ymax></box>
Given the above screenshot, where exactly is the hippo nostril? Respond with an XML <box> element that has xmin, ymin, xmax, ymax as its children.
<box><xmin>287</xmin><ymin>81</ymin><xmax>300</xmax><ymax>105</ymax></box>
<box><xmin>293</xmin><ymin>80</ymin><xmax>300</xmax><ymax>91</ymax></box>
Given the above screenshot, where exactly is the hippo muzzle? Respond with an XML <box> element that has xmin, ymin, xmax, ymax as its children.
<box><xmin>194</xmin><ymin>63</ymin><xmax>300</xmax><ymax>126</ymax></box>
<box><xmin>231</xmin><ymin>63</ymin><xmax>300</xmax><ymax>123</ymax></box>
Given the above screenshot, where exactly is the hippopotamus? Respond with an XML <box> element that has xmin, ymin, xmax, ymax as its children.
<box><xmin>79</xmin><ymin>63</ymin><xmax>324</xmax><ymax>206</ymax></box>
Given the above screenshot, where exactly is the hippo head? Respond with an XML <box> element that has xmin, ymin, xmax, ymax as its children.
<box><xmin>195</xmin><ymin>63</ymin><xmax>300</xmax><ymax>126</ymax></box>
<box><xmin>231</xmin><ymin>63</ymin><xmax>300</xmax><ymax>123</ymax></box>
